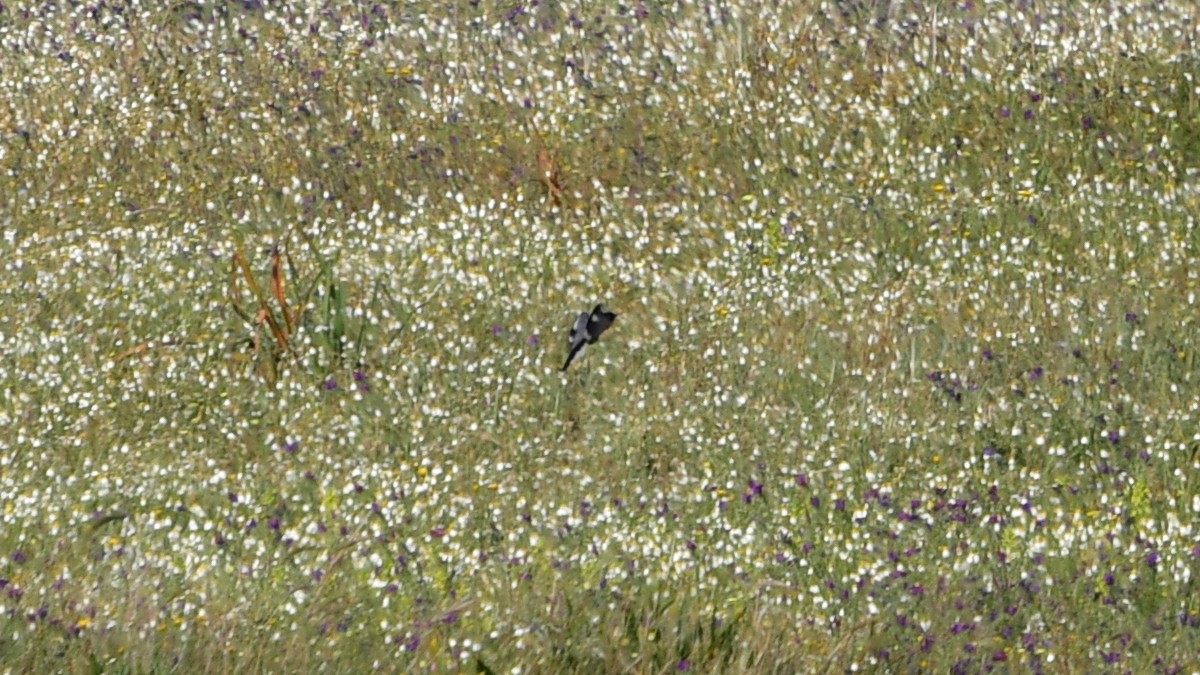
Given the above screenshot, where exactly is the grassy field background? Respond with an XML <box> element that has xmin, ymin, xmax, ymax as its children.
<box><xmin>3</xmin><ymin>1</ymin><xmax>1200</xmax><ymax>672</ymax></box>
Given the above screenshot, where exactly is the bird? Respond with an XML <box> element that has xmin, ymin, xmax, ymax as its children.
<box><xmin>561</xmin><ymin>303</ymin><xmax>617</xmax><ymax>371</ymax></box>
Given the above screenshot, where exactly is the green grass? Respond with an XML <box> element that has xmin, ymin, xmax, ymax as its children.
<box><xmin>3</xmin><ymin>1</ymin><xmax>1200</xmax><ymax>672</ymax></box>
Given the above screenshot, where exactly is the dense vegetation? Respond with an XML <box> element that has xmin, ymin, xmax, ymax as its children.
<box><xmin>2</xmin><ymin>1</ymin><xmax>1200</xmax><ymax>672</ymax></box>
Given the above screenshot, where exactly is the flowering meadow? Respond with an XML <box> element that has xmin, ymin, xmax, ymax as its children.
<box><xmin>3</xmin><ymin>1</ymin><xmax>1200</xmax><ymax>672</ymax></box>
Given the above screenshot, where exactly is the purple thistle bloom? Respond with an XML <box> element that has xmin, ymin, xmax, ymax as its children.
<box><xmin>491</xmin><ymin>325</ymin><xmax>503</xmax><ymax>336</ymax></box>
<box><xmin>1147</xmin><ymin>551</ymin><xmax>1160</xmax><ymax>568</ymax></box>
<box><xmin>1029</xmin><ymin>367</ymin><xmax>1044</xmax><ymax>380</ymax></box>
<box><xmin>11</xmin><ymin>551</ymin><xmax>26</xmax><ymax>564</ymax></box>
<box><xmin>528</xmin><ymin>333</ymin><xmax>539</xmax><ymax>347</ymax></box>
<box><xmin>1024</xmin><ymin>109</ymin><xmax>1035</xmax><ymax>120</ymax></box>
<box><xmin>268</xmin><ymin>517</ymin><xmax>281</xmax><ymax>531</ymax></box>
<box><xmin>810</xmin><ymin>496</ymin><xmax>820</xmax><ymax>508</ymax></box>
<box><xmin>323</xmin><ymin>378</ymin><xmax>337</xmax><ymax>390</ymax></box>
<box><xmin>795</xmin><ymin>473</ymin><xmax>808</xmax><ymax>487</ymax></box>
<box><xmin>284</xmin><ymin>441</ymin><xmax>299</xmax><ymax>454</ymax></box>
<box><xmin>1083</xmin><ymin>116</ymin><xmax>1095</xmax><ymax>130</ymax></box>
<box><xmin>999</xmin><ymin>106</ymin><xmax>1011</xmax><ymax>118</ymax></box>
<box><xmin>749</xmin><ymin>479</ymin><xmax>763</xmax><ymax>496</ymax></box>
<box><xmin>677</xmin><ymin>661</ymin><xmax>691</xmax><ymax>672</ymax></box>
<box><xmin>1125</xmin><ymin>311</ymin><xmax>1139</xmax><ymax>323</ymax></box>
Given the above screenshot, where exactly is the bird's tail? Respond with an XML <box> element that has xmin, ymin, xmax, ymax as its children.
<box><xmin>561</xmin><ymin>342</ymin><xmax>585</xmax><ymax>371</ymax></box>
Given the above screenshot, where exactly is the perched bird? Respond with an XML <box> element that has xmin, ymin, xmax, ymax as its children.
<box><xmin>561</xmin><ymin>303</ymin><xmax>617</xmax><ymax>371</ymax></box>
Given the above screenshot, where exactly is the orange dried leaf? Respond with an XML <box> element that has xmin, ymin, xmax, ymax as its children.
<box><xmin>272</xmin><ymin>250</ymin><xmax>293</xmax><ymax>335</ymax></box>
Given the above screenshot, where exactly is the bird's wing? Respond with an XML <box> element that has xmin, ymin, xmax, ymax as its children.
<box><xmin>568</xmin><ymin>311</ymin><xmax>590</xmax><ymax>343</ymax></box>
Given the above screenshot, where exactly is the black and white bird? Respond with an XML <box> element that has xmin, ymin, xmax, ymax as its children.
<box><xmin>561</xmin><ymin>304</ymin><xmax>617</xmax><ymax>371</ymax></box>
